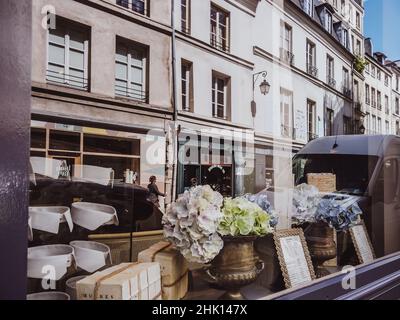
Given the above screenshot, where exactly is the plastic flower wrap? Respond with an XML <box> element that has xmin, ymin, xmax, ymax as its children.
<box><xmin>162</xmin><ymin>185</ymin><xmax>224</xmax><ymax>264</ymax></box>
<box><xmin>291</xmin><ymin>183</ymin><xmax>321</xmax><ymax>225</ymax></box>
<box><xmin>218</xmin><ymin>197</ymin><xmax>273</xmax><ymax>237</ymax></box>
<box><xmin>316</xmin><ymin>196</ymin><xmax>363</xmax><ymax>231</ymax></box>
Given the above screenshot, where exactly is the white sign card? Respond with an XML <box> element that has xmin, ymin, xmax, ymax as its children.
<box><xmin>274</xmin><ymin>229</ymin><xmax>316</xmax><ymax>289</ymax></box>
<box><xmin>350</xmin><ymin>223</ymin><xmax>375</xmax><ymax>264</ymax></box>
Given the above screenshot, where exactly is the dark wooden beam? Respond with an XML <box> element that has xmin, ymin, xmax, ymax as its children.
<box><xmin>0</xmin><ymin>0</ymin><xmax>32</xmax><ymax>300</ymax></box>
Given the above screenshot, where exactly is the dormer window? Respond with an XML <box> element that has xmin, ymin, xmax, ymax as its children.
<box><xmin>341</xmin><ymin>28</ymin><xmax>349</xmax><ymax>48</ymax></box>
<box><xmin>303</xmin><ymin>0</ymin><xmax>313</xmax><ymax>17</ymax></box>
<box><xmin>324</xmin><ymin>10</ymin><xmax>332</xmax><ymax>33</ymax></box>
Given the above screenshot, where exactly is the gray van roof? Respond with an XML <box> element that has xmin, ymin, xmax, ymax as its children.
<box><xmin>297</xmin><ymin>135</ymin><xmax>400</xmax><ymax>157</ymax></box>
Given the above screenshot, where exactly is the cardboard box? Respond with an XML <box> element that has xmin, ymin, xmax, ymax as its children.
<box><xmin>307</xmin><ymin>173</ymin><xmax>337</xmax><ymax>193</ymax></box>
<box><xmin>76</xmin><ymin>263</ymin><xmax>161</xmax><ymax>300</ymax></box>
<box><xmin>138</xmin><ymin>242</ymin><xmax>188</xmax><ymax>300</ymax></box>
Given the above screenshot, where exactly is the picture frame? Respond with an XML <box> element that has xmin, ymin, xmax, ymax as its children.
<box><xmin>349</xmin><ymin>221</ymin><xmax>376</xmax><ymax>265</ymax></box>
<box><xmin>273</xmin><ymin>228</ymin><xmax>316</xmax><ymax>289</ymax></box>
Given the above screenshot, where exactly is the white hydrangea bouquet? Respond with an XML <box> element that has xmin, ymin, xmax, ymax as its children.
<box><xmin>163</xmin><ymin>185</ymin><xmax>276</xmax><ymax>264</ymax></box>
<box><xmin>162</xmin><ymin>185</ymin><xmax>225</xmax><ymax>264</ymax></box>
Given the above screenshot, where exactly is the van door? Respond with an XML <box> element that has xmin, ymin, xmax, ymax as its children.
<box><xmin>371</xmin><ymin>157</ymin><xmax>400</xmax><ymax>257</ymax></box>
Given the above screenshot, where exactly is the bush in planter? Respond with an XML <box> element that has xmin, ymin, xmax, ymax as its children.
<box><xmin>354</xmin><ymin>55</ymin><xmax>368</xmax><ymax>74</ymax></box>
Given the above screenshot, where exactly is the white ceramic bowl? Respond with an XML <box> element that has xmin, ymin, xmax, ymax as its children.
<box><xmin>65</xmin><ymin>276</ymin><xmax>86</xmax><ymax>300</ymax></box>
<box><xmin>71</xmin><ymin>202</ymin><xmax>118</xmax><ymax>231</ymax></box>
<box><xmin>27</xmin><ymin>292</ymin><xmax>70</xmax><ymax>300</ymax></box>
<box><xmin>27</xmin><ymin>245</ymin><xmax>75</xmax><ymax>280</ymax></box>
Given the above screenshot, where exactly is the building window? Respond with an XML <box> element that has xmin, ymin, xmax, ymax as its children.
<box><xmin>396</xmin><ymin>120</ymin><xmax>400</xmax><ymax>135</ymax></box>
<box><xmin>396</xmin><ymin>76</ymin><xmax>399</xmax><ymax>91</ymax></box>
<box><xmin>365</xmin><ymin>84</ymin><xmax>370</xmax><ymax>105</ymax></box>
<box><xmin>47</xmin><ymin>19</ymin><xmax>90</xmax><ymax>90</ymax></box>
<box><xmin>326</xmin><ymin>55</ymin><xmax>335</xmax><ymax>87</ymax></box>
<box><xmin>323</xmin><ymin>10</ymin><xmax>332</xmax><ymax>33</ymax></box>
<box><xmin>210</xmin><ymin>4</ymin><xmax>230</xmax><ymax>52</ymax></box>
<box><xmin>116</xmin><ymin>0</ymin><xmax>148</xmax><ymax>15</ymax></box>
<box><xmin>372</xmin><ymin>115</ymin><xmax>377</xmax><ymax>133</ymax></box>
<box><xmin>341</xmin><ymin>0</ymin><xmax>345</xmax><ymax>16</ymax></box>
<box><xmin>181</xmin><ymin>0</ymin><xmax>191</xmax><ymax>34</ymax></box>
<box><xmin>377</xmin><ymin>91</ymin><xmax>382</xmax><ymax>110</ymax></box>
<box><xmin>395</xmin><ymin>97</ymin><xmax>400</xmax><ymax>114</ymax></box>
<box><xmin>385</xmin><ymin>95</ymin><xmax>389</xmax><ymax>114</ymax></box>
<box><xmin>302</xmin><ymin>0</ymin><xmax>313</xmax><ymax>17</ymax></box>
<box><xmin>356</xmin><ymin>40</ymin><xmax>361</xmax><ymax>56</ymax></box>
<box><xmin>326</xmin><ymin>108</ymin><xmax>334</xmax><ymax>136</ymax></box>
<box><xmin>377</xmin><ymin>70</ymin><xmax>381</xmax><ymax>81</ymax></box>
<box><xmin>356</xmin><ymin>11</ymin><xmax>361</xmax><ymax>30</ymax></box>
<box><xmin>371</xmin><ymin>88</ymin><xmax>376</xmax><ymax>107</ymax></box>
<box><xmin>354</xmin><ymin>80</ymin><xmax>360</xmax><ymax>102</ymax></box>
<box><xmin>115</xmin><ymin>39</ymin><xmax>148</xmax><ymax>102</ymax></box>
<box><xmin>385</xmin><ymin>75</ymin><xmax>389</xmax><ymax>86</ymax></box>
<box><xmin>343</xmin><ymin>116</ymin><xmax>351</xmax><ymax>135</ymax></box>
<box><xmin>181</xmin><ymin>60</ymin><xmax>193</xmax><ymax>112</ymax></box>
<box><xmin>212</xmin><ymin>72</ymin><xmax>230</xmax><ymax>120</ymax></box>
<box><xmin>378</xmin><ymin>117</ymin><xmax>382</xmax><ymax>133</ymax></box>
<box><xmin>280</xmin><ymin>88</ymin><xmax>294</xmax><ymax>139</ymax></box>
<box><xmin>307</xmin><ymin>99</ymin><xmax>317</xmax><ymax>141</ymax></box>
<box><xmin>371</xmin><ymin>66</ymin><xmax>376</xmax><ymax>77</ymax></box>
<box><xmin>385</xmin><ymin>120</ymin><xmax>390</xmax><ymax>134</ymax></box>
<box><xmin>342</xmin><ymin>67</ymin><xmax>350</xmax><ymax>96</ymax></box>
<box><xmin>280</xmin><ymin>22</ymin><xmax>294</xmax><ymax>64</ymax></box>
<box><xmin>341</xmin><ymin>28</ymin><xmax>349</xmax><ymax>49</ymax></box>
<box><xmin>306</xmin><ymin>40</ymin><xmax>317</xmax><ymax>77</ymax></box>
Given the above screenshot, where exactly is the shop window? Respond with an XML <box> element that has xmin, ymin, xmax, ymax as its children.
<box><xmin>49</xmin><ymin>130</ymin><xmax>81</xmax><ymax>151</ymax></box>
<box><xmin>31</xmin><ymin>128</ymin><xmax>46</xmax><ymax>150</ymax></box>
<box><xmin>83</xmin><ymin>134</ymin><xmax>140</xmax><ymax>156</ymax></box>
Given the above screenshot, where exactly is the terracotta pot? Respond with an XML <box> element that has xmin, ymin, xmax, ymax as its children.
<box><xmin>206</xmin><ymin>236</ymin><xmax>264</xmax><ymax>300</ymax></box>
<box><xmin>305</xmin><ymin>222</ymin><xmax>337</xmax><ymax>278</ymax></box>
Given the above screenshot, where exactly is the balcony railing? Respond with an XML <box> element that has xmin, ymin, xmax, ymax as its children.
<box><xmin>279</xmin><ymin>48</ymin><xmax>295</xmax><ymax>65</ymax></box>
<box><xmin>307</xmin><ymin>65</ymin><xmax>318</xmax><ymax>78</ymax></box>
<box><xmin>210</xmin><ymin>35</ymin><xmax>230</xmax><ymax>53</ymax></box>
<box><xmin>327</xmin><ymin>77</ymin><xmax>336</xmax><ymax>88</ymax></box>
<box><xmin>281</xmin><ymin>125</ymin><xmax>296</xmax><ymax>140</ymax></box>
<box><xmin>46</xmin><ymin>69</ymin><xmax>89</xmax><ymax>91</ymax></box>
<box><xmin>342</xmin><ymin>87</ymin><xmax>352</xmax><ymax>98</ymax></box>
<box><xmin>115</xmin><ymin>84</ymin><xmax>148</xmax><ymax>102</ymax></box>
<box><xmin>116</xmin><ymin>0</ymin><xmax>147</xmax><ymax>16</ymax></box>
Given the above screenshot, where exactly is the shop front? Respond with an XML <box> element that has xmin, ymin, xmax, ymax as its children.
<box><xmin>177</xmin><ymin>127</ymin><xmax>255</xmax><ymax>198</ymax></box>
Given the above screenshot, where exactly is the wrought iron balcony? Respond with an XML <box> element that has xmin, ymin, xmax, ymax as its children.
<box><xmin>210</xmin><ymin>35</ymin><xmax>230</xmax><ymax>53</ymax></box>
<box><xmin>342</xmin><ymin>87</ymin><xmax>352</xmax><ymax>98</ymax></box>
<box><xmin>307</xmin><ymin>65</ymin><xmax>318</xmax><ymax>78</ymax></box>
<box><xmin>115</xmin><ymin>84</ymin><xmax>148</xmax><ymax>103</ymax></box>
<box><xmin>281</xmin><ymin>124</ymin><xmax>296</xmax><ymax>140</ymax></box>
<box><xmin>327</xmin><ymin>77</ymin><xmax>336</xmax><ymax>88</ymax></box>
<box><xmin>279</xmin><ymin>48</ymin><xmax>295</xmax><ymax>65</ymax></box>
<box><xmin>46</xmin><ymin>69</ymin><xmax>88</xmax><ymax>91</ymax></box>
<box><xmin>116</xmin><ymin>0</ymin><xmax>147</xmax><ymax>15</ymax></box>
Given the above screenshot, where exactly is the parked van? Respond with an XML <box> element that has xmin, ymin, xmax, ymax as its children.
<box><xmin>293</xmin><ymin>135</ymin><xmax>400</xmax><ymax>259</ymax></box>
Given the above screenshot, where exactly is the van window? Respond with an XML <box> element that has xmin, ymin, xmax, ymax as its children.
<box><xmin>293</xmin><ymin>154</ymin><xmax>379</xmax><ymax>195</ymax></box>
<box><xmin>374</xmin><ymin>158</ymin><xmax>399</xmax><ymax>203</ymax></box>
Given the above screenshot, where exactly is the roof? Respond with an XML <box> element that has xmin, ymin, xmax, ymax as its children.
<box><xmin>296</xmin><ymin>135</ymin><xmax>400</xmax><ymax>157</ymax></box>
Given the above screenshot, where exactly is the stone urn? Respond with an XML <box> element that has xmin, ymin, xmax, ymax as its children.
<box><xmin>305</xmin><ymin>222</ymin><xmax>337</xmax><ymax>278</ymax></box>
<box><xmin>206</xmin><ymin>236</ymin><xmax>264</xmax><ymax>300</ymax></box>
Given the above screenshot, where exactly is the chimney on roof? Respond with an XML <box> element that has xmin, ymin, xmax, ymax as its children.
<box><xmin>374</xmin><ymin>52</ymin><xmax>387</xmax><ymax>65</ymax></box>
<box><xmin>365</xmin><ymin>38</ymin><xmax>373</xmax><ymax>56</ymax></box>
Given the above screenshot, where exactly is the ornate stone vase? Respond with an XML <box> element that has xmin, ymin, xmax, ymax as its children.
<box><xmin>305</xmin><ymin>222</ymin><xmax>337</xmax><ymax>278</ymax></box>
<box><xmin>206</xmin><ymin>236</ymin><xmax>264</xmax><ymax>300</ymax></box>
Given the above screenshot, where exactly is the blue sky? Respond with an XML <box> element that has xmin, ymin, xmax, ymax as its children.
<box><xmin>364</xmin><ymin>0</ymin><xmax>400</xmax><ymax>60</ymax></box>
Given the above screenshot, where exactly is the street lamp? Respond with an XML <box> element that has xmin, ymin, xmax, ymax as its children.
<box><xmin>359</xmin><ymin>124</ymin><xmax>366</xmax><ymax>135</ymax></box>
<box><xmin>252</xmin><ymin>71</ymin><xmax>270</xmax><ymax>118</ymax></box>
<box><xmin>253</xmin><ymin>71</ymin><xmax>270</xmax><ymax>97</ymax></box>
